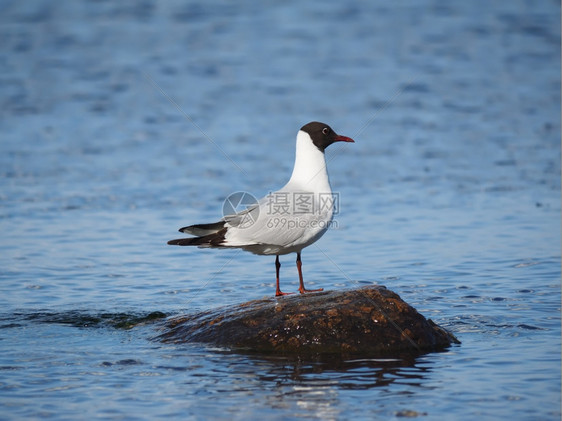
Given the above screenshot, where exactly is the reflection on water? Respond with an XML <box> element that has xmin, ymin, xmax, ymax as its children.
<box><xmin>252</xmin><ymin>357</ymin><xmax>428</xmax><ymax>419</ymax></box>
<box><xmin>253</xmin><ymin>354</ymin><xmax>430</xmax><ymax>390</ymax></box>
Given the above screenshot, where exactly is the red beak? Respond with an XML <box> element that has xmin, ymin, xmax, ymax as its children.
<box><xmin>335</xmin><ymin>134</ymin><xmax>355</xmax><ymax>143</ymax></box>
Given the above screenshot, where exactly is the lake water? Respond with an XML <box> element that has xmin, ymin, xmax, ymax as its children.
<box><xmin>1</xmin><ymin>1</ymin><xmax>560</xmax><ymax>419</ymax></box>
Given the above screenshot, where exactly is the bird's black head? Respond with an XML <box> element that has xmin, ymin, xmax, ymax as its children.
<box><xmin>300</xmin><ymin>121</ymin><xmax>355</xmax><ymax>152</ymax></box>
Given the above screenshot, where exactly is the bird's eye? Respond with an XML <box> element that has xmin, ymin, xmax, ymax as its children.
<box><xmin>322</xmin><ymin>127</ymin><xmax>330</xmax><ymax>135</ymax></box>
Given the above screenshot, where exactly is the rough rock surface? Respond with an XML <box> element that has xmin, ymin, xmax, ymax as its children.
<box><xmin>158</xmin><ymin>286</ymin><xmax>459</xmax><ymax>355</ymax></box>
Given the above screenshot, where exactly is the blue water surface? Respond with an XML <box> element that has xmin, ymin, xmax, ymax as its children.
<box><xmin>1</xmin><ymin>1</ymin><xmax>560</xmax><ymax>420</ymax></box>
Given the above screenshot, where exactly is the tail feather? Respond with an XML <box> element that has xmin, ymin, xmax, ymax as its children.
<box><xmin>168</xmin><ymin>228</ymin><xmax>228</xmax><ymax>248</ymax></box>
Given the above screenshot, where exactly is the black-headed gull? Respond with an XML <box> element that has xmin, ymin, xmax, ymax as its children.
<box><xmin>168</xmin><ymin>122</ymin><xmax>354</xmax><ymax>296</ymax></box>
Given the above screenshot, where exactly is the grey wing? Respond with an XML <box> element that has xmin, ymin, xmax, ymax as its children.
<box><xmin>223</xmin><ymin>202</ymin><xmax>261</xmax><ymax>229</ymax></box>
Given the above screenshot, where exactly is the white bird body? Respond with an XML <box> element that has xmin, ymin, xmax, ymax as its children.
<box><xmin>223</xmin><ymin>130</ymin><xmax>334</xmax><ymax>255</ymax></box>
<box><xmin>168</xmin><ymin>122</ymin><xmax>354</xmax><ymax>296</ymax></box>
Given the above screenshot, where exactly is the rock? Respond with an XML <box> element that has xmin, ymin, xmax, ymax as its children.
<box><xmin>157</xmin><ymin>286</ymin><xmax>459</xmax><ymax>356</ymax></box>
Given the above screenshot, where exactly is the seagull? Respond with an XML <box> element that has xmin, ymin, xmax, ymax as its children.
<box><xmin>168</xmin><ymin>122</ymin><xmax>354</xmax><ymax>296</ymax></box>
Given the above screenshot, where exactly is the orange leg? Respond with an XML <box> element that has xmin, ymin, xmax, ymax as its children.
<box><xmin>297</xmin><ymin>252</ymin><xmax>323</xmax><ymax>294</ymax></box>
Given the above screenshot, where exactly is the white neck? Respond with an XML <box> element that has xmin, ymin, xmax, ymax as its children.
<box><xmin>285</xmin><ymin>130</ymin><xmax>331</xmax><ymax>192</ymax></box>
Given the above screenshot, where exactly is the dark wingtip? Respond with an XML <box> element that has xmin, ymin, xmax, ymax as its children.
<box><xmin>167</xmin><ymin>227</ymin><xmax>227</xmax><ymax>248</ymax></box>
<box><xmin>168</xmin><ymin>238</ymin><xmax>195</xmax><ymax>246</ymax></box>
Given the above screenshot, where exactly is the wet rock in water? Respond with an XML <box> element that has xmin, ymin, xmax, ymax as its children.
<box><xmin>158</xmin><ymin>286</ymin><xmax>459</xmax><ymax>355</ymax></box>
